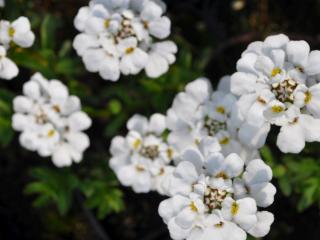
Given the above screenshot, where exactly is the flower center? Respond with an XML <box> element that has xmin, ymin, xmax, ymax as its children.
<box><xmin>231</xmin><ymin>202</ymin><xmax>239</xmax><ymax>216</ymax></box>
<box><xmin>47</xmin><ymin>129</ymin><xmax>56</xmax><ymax>138</ymax></box>
<box><xmin>271</xmin><ymin>79</ymin><xmax>298</xmax><ymax>103</ymax></box>
<box><xmin>125</xmin><ymin>47</ymin><xmax>135</xmax><ymax>55</ymax></box>
<box><xmin>139</xmin><ymin>145</ymin><xmax>159</xmax><ymax>159</ymax></box>
<box><xmin>104</xmin><ymin>19</ymin><xmax>111</xmax><ymax>28</ymax></box>
<box><xmin>204</xmin><ymin>117</ymin><xmax>227</xmax><ymax>136</ymax></box>
<box><xmin>305</xmin><ymin>91</ymin><xmax>312</xmax><ymax>104</ymax></box>
<box><xmin>203</xmin><ymin>187</ymin><xmax>228</xmax><ymax>213</ymax></box>
<box><xmin>271</xmin><ymin>67</ymin><xmax>282</xmax><ymax>77</ymax></box>
<box><xmin>8</xmin><ymin>27</ymin><xmax>15</xmax><ymax>38</ymax></box>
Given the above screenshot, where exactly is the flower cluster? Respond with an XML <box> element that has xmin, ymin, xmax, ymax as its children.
<box><xmin>109</xmin><ymin>114</ymin><xmax>176</xmax><ymax>194</ymax></box>
<box><xmin>166</xmin><ymin>77</ymin><xmax>259</xmax><ymax>162</ymax></box>
<box><xmin>73</xmin><ymin>0</ymin><xmax>177</xmax><ymax>81</ymax></box>
<box><xmin>12</xmin><ymin>73</ymin><xmax>92</xmax><ymax>167</ymax></box>
<box><xmin>0</xmin><ymin>16</ymin><xmax>35</xmax><ymax>80</ymax></box>
<box><xmin>231</xmin><ymin>34</ymin><xmax>320</xmax><ymax>153</ymax></box>
<box><xmin>159</xmin><ymin>139</ymin><xmax>276</xmax><ymax>240</ymax></box>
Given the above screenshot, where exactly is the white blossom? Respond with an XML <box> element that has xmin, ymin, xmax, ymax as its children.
<box><xmin>0</xmin><ymin>45</ymin><xmax>18</xmax><ymax>80</ymax></box>
<box><xmin>0</xmin><ymin>17</ymin><xmax>35</xmax><ymax>48</ymax></box>
<box><xmin>158</xmin><ymin>139</ymin><xmax>275</xmax><ymax>240</ymax></box>
<box><xmin>231</xmin><ymin>34</ymin><xmax>320</xmax><ymax>153</ymax></box>
<box><xmin>0</xmin><ymin>16</ymin><xmax>35</xmax><ymax>80</ymax></box>
<box><xmin>73</xmin><ymin>0</ymin><xmax>177</xmax><ymax>81</ymax></box>
<box><xmin>109</xmin><ymin>113</ymin><xmax>177</xmax><ymax>194</ymax></box>
<box><xmin>12</xmin><ymin>73</ymin><xmax>91</xmax><ymax>167</ymax></box>
<box><xmin>166</xmin><ymin>77</ymin><xmax>259</xmax><ymax>163</ymax></box>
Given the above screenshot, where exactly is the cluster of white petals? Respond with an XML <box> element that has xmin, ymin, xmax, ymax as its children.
<box><xmin>166</xmin><ymin>77</ymin><xmax>259</xmax><ymax>162</ymax></box>
<box><xmin>0</xmin><ymin>16</ymin><xmax>35</xmax><ymax>80</ymax></box>
<box><xmin>231</xmin><ymin>34</ymin><xmax>320</xmax><ymax>153</ymax></box>
<box><xmin>159</xmin><ymin>138</ymin><xmax>276</xmax><ymax>240</ymax></box>
<box><xmin>109</xmin><ymin>114</ymin><xmax>176</xmax><ymax>194</ymax></box>
<box><xmin>12</xmin><ymin>73</ymin><xmax>92</xmax><ymax>167</ymax></box>
<box><xmin>73</xmin><ymin>0</ymin><xmax>177</xmax><ymax>81</ymax></box>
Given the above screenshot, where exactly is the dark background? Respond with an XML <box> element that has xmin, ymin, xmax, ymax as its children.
<box><xmin>1</xmin><ymin>0</ymin><xmax>320</xmax><ymax>239</ymax></box>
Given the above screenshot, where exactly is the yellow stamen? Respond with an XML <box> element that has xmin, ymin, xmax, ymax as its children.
<box><xmin>125</xmin><ymin>47</ymin><xmax>134</xmax><ymax>55</ymax></box>
<box><xmin>167</xmin><ymin>148</ymin><xmax>174</xmax><ymax>159</ymax></box>
<box><xmin>216</xmin><ymin>171</ymin><xmax>228</xmax><ymax>179</ymax></box>
<box><xmin>104</xmin><ymin>19</ymin><xmax>111</xmax><ymax>28</ymax></box>
<box><xmin>216</xmin><ymin>106</ymin><xmax>225</xmax><ymax>114</ymax></box>
<box><xmin>189</xmin><ymin>201</ymin><xmax>198</xmax><ymax>212</ymax></box>
<box><xmin>231</xmin><ymin>202</ymin><xmax>239</xmax><ymax>216</ymax></box>
<box><xmin>271</xmin><ymin>67</ymin><xmax>282</xmax><ymax>77</ymax></box>
<box><xmin>271</xmin><ymin>105</ymin><xmax>284</xmax><ymax>113</ymax></box>
<box><xmin>8</xmin><ymin>27</ymin><xmax>15</xmax><ymax>38</ymax></box>
<box><xmin>219</xmin><ymin>137</ymin><xmax>230</xmax><ymax>145</ymax></box>
<box><xmin>133</xmin><ymin>139</ymin><xmax>141</xmax><ymax>150</ymax></box>
<box><xmin>52</xmin><ymin>105</ymin><xmax>61</xmax><ymax>113</ymax></box>
<box><xmin>135</xmin><ymin>164</ymin><xmax>145</xmax><ymax>172</ymax></box>
<box><xmin>214</xmin><ymin>222</ymin><xmax>224</xmax><ymax>228</ymax></box>
<box><xmin>195</xmin><ymin>139</ymin><xmax>200</xmax><ymax>145</ymax></box>
<box><xmin>47</xmin><ymin>129</ymin><xmax>55</xmax><ymax>138</ymax></box>
<box><xmin>305</xmin><ymin>91</ymin><xmax>312</xmax><ymax>104</ymax></box>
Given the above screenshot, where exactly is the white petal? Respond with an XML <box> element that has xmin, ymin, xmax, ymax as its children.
<box><xmin>286</xmin><ymin>40</ymin><xmax>310</xmax><ymax>67</ymax></box>
<box><xmin>238</xmin><ymin>122</ymin><xmax>270</xmax><ymax>149</ymax></box>
<box><xmin>277</xmin><ymin>122</ymin><xmax>305</xmax><ymax>153</ymax></box>
<box><xmin>0</xmin><ymin>57</ymin><xmax>19</xmax><ymax>80</ymax></box>
<box><xmin>148</xmin><ymin>113</ymin><xmax>166</xmax><ymax>134</ymax></box>
<box><xmin>230</xmin><ymin>72</ymin><xmax>257</xmax><ymax>95</ymax></box>
<box><xmin>13</xmin><ymin>96</ymin><xmax>33</xmax><ymax>113</ymax></box>
<box><xmin>185</xmin><ymin>78</ymin><xmax>212</xmax><ymax>104</ymax></box>
<box><xmin>149</xmin><ymin>16</ymin><xmax>171</xmax><ymax>39</ymax></box>
<box><xmin>52</xmin><ymin>144</ymin><xmax>73</xmax><ymax>167</ymax></box>
<box><xmin>224</xmin><ymin>153</ymin><xmax>245</xmax><ymax>178</ymax></box>
<box><xmin>299</xmin><ymin>114</ymin><xmax>320</xmax><ymax>142</ymax></box>
<box><xmin>248</xmin><ymin>211</ymin><xmax>274</xmax><ymax>238</ymax></box>
<box><xmin>23</xmin><ymin>81</ymin><xmax>40</xmax><ymax>99</ymax></box>
<box><xmin>306</xmin><ymin>50</ymin><xmax>320</xmax><ymax>75</ymax></box>
<box><xmin>217</xmin><ymin>75</ymin><xmax>231</xmax><ymax>93</ymax></box>
<box><xmin>127</xmin><ymin>114</ymin><xmax>148</xmax><ymax>133</ymax></box>
<box><xmin>99</xmin><ymin>56</ymin><xmax>120</xmax><ymax>81</ymax></box>
<box><xmin>68</xmin><ymin>111</ymin><xmax>92</xmax><ymax>131</ymax></box>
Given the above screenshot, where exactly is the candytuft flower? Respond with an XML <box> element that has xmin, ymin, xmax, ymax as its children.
<box><xmin>109</xmin><ymin>113</ymin><xmax>176</xmax><ymax>194</ymax></box>
<box><xmin>0</xmin><ymin>16</ymin><xmax>35</xmax><ymax>80</ymax></box>
<box><xmin>73</xmin><ymin>0</ymin><xmax>177</xmax><ymax>81</ymax></box>
<box><xmin>0</xmin><ymin>45</ymin><xmax>18</xmax><ymax>80</ymax></box>
<box><xmin>12</xmin><ymin>73</ymin><xmax>92</xmax><ymax>167</ymax></box>
<box><xmin>166</xmin><ymin>77</ymin><xmax>259</xmax><ymax>163</ymax></box>
<box><xmin>231</xmin><ymin>34</ymin><xmax>320</xmax><ymax>153</ymax></box>
<box><xmin>158</xmin><ymin>140</ymin><xmax>275</xmax><ymax>240</ymax></box>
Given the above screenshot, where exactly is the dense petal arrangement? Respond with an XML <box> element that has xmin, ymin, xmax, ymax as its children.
<box><xmin>109</xmin><ymin>114</ymin><xmax>176</xmax><ymax>194</ymax></box>
<box><xmin>231</xmin><ymin>34</ymin><xmax>320</xmax><ymax>153</ymax></box>
<box><xmin>166</xmin><ymin>77</ymin><xmax>259</xmax><ymax>162</ymax></box>
<box><xmin>73</xmin><ymin>0</ymin><xmax>177</xmax><ymax>81</ymax></box>
<box><xmin>12</xmin><ymin>73</ymin><xmax>92</xmax><ymax>167</ymax></box>
<box><xmin>159</xmin><ymin>139</ymin><xmax>276</xmax><ymax>240</ymax></box>
<box><xmin>0</xmin><ymin>16</ymin><xmax>35</xmax><ymax>80</ymax></box>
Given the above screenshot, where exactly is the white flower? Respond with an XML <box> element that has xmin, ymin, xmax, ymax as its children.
<box><xmin>159</xmin><ymin>140</ymin><xmax>275</xmax><ymax>240</ymax></box>
<box><xmin>12</xmin><ymin>73</ymin><xmax>91</xmax><ymax>167</ymax></box>
<box><xmin>221</xmin><ymin>197</ymin><xmax>258</xmax><ymax>231</ymax></box>
<box><xmin>145</xmin><ymin>41</ymin><xmax>177</xmax><ymax>78</ymax></box>
<box><xmin>73</xmin><ymin>0</ymin><xmax>177</xmax><ymax>81</ymax></box>
<box><xmin>231</xmin><ymin>34</ymin><xmax>320</xmax><ymax>153</ymax></box>
<box><xmin>233</xmin><ymin>159</ymin><xmax>276</xmax><ymax>207</ymax></box>
<box><xmin>166</xmin><ymin>77</ymin><xmax>259</xmax><ymax>162</ymax></box>
<box><xmin>0</xmin><ymin>0</ymin><xmax>4</xmax><ymax>7</ymax></box>
<box><xmin>0</xmin><ymin>45</ymin><xmax>18</xmax><ymax>80</ymax></box>
<box><xmin>0</xmin><ymin>17</ymin><xmax>35</xmax><ymax>48</ymax></box>
<box><xmin>109</xmin><ymin>113</ymin><xmax>177</xmax><ymax>194</ymax></box>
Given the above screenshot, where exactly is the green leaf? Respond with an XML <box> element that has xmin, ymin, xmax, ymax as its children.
<box><xmin>41</xmin><ymin>14</ymin><xmax>61</xmax><ymax>50</ymax></box>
